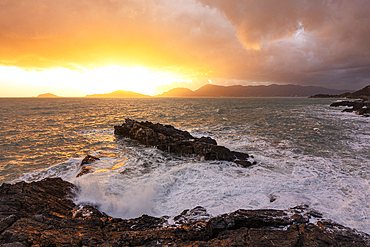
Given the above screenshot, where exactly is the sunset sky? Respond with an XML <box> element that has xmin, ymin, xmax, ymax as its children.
<box><xmin>1</xmin><ymin>0</ymin><xmax>370</xmax><ymax>96</ymax></box>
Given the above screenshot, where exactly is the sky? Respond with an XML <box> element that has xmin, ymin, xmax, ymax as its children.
<box><xmin>1</xmin><ymin>0</ymin><xmax>370</xmax><ymax>96</ymax></box>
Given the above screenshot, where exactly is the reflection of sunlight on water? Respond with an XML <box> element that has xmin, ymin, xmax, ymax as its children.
<box><xmin>79</xmin><ymin>129</ymin><xmax>115</xmax><ymax>142</ymax></box>
<box><xmin>94</xmin><ymin>163</ymin><xmax>126</xmax><ymax>173</ymax></box>
<box><xmin>94</xmin><ymin>164</ymin><xmax>125</xmax><ymax>173</ymax></box>
<box><xmin>1</xmin><ymin>98</ymin><xmax>370</xmax><ymax>234</ymax></box>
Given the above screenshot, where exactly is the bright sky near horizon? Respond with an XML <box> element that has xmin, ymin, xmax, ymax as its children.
<box><xmin>1</xmin><ymin>0</ymin><xmax>370</xmax><ymax>96</ymax></box>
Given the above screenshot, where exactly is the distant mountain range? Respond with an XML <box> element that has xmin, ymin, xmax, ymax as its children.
<box><xmin>157</xmin><ymin>84</ymin><xmax>350</xmax><ymax>97</ymax></box>
<box><xmin>36</xmin><ymin>84</ymin><xmax>358</xmax><ymax>98</ymax></box>
<box><xmin>85</xmin><ymin>90</ymin><xmax>149</xmax><ymax>98</ymax></box>
<box><xmin>310</xmin><ymin>85</ymin><xmax>370</xmax><ymax>99</ymax></box>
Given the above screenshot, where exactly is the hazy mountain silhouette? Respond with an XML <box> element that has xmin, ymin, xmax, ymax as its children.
<box><xmin>347</xmin><ymin>85</ymin><xmax>370</xmax><ymax>98</ymax></box>
<box><xmin>157</xmin><ymin>87</ymin><xmax>194</xmax><ymax>97</ymax></box>
<box><xmin>157</xmin><ymin>84</ymin><xmax>349</xmax><ymax>97</ymax></box>
<box><xmin>310</xmin><ymin>85</ymin><xmax>370</xmax><ymax>98</ymax></box>
<box><xmin>85</xmin><ymin>90</ymin><xmax>150</xmax><ymax>98</ymax></box>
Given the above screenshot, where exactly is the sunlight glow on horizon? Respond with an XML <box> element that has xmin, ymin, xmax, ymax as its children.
<box><xmin>0</xmin><ymin>66</ymin><xmax>190</xmax><ymax>97</ymax></box>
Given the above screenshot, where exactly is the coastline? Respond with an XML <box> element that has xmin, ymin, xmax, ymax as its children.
<box><xmin>1</xmin><ymin>98</ymin><xmax>369</xmax><ymax>243</ymax></box>
<box><xmin>1</xmin><ymin>178</ymin><xmax>369</xmax><ymax>246</ymax></box>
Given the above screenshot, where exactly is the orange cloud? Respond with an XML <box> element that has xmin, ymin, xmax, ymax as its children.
<box><xmin>1</xmin><ymin>0</ymin><xmax>370</xmax><ymax>92</ymax></box>
<box><xmin>0</xmin><ymin>0</ymin><xmax>232</xmax><ymax>76</ymax></box>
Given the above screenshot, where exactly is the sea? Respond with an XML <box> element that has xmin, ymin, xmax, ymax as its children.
<box><xmin>1</xmin><ymin>97</ymin><xmax>369</xmax><ymax>234</ymax></box>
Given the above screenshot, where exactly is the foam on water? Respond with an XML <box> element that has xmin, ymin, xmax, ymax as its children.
<box><xmin>19</xmin><ymin>134</ymin><xmax>370</xmax><ymax>233</ymax></box>
<box><xmin>72</xmin><ymin>173</ymin><xmax>156</xmax><ymax>219</ymax></box>
<box><xmin>15</xmin><ymin>157</ymin><xmax>81</xmax><ymax>183</ymax></box>
<box><xmin>2</xmin><ymin>98</ymin><xmax>369</xmax><ymax>234</ymax></box>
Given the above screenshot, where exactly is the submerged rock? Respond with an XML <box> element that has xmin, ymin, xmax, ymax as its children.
<box><xmin>114</xmin><ymin>119</ymin><xmax>256</xmax><ymax>167</ymax></box>
<box><xmin>0</xmin><ymin>178</ymin><xmax>369</xmax><ymax>246</ymax></box>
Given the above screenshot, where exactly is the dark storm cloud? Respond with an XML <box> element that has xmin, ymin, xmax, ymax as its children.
<box><xmin>198</xmin><ymin>0</ymin><xmax>370</xmax><ymax>89</ymax></box>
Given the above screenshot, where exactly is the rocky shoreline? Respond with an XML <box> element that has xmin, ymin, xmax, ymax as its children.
<box><xmin>114</xmin><ymin>119</ymin><xmax>256</xmax><ymax>167</ymax></box>
<box><xmin>330</xmin><ymin>99</ymin><xmax>370</xmax><ymax>117</ymax></box>
<box><xmin>310</xmin><ymin>85</ymin><xmax>370</xmax><ymax>117</ymax></box>
<box><xmin>1</xmin><ymin>178</ymin><xmax>369</xmax><ymax>246</ymax></box>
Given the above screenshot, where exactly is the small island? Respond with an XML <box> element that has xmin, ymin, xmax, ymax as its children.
<box><xmin>85</xmin><ymin>90</ymin><xmax>150</xmax><ymax>98</ymax></box>
<box><xmin>36</xmin><ymin>93</ymin><xmax>61</xmax><ymax>98</ymax></box>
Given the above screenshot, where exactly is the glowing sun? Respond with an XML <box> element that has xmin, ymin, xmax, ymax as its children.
<box><xmin>0</xmin><ymin>65</ymin><xmax>187</xmax><ymax>97</ymax></box>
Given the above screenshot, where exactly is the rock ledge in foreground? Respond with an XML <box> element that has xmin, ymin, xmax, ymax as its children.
<box><xmin>114</xmin><ymin>118</ymin><xmax>255</xmax><ymax>167</ymax></box>
<box><xmin>1</xmin><ymin>178</ymin><xmax>369</xmax><ymax>246</ymax></box>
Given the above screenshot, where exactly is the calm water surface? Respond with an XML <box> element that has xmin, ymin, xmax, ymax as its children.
<box><xmin>0</xmin><ymin>97</ymin><xmax>369</xmax><ymax>233</ymax></box>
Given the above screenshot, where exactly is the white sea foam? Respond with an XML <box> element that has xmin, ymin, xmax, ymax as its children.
<box><xmin>72</xmin><ymin>174</ymin><xmax>156</xmax><ymax>219</ymax></box>
<box><xmin>11</xmin><ymin>98</ymin><xmax>370</xmax><ymax>235</ymax></box>
<box><xmin>15</xmin><ymin>157</ymin><xmax>81</xmax><ymax>183</ymax></box>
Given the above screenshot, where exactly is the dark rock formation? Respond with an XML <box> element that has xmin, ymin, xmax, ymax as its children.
<box><xmin>309</xmin><ymin>93</ymin><xmax>351</xmax><ymax>98</ymax></box>
<box><xmin>1</xmin><ymin>178</ymin><xmax>369</xmax><ymax>246</ymax></box>
<box><xmin>80</xmin><ymin>155</ymin><xmax>100</xmax><ymax>166</ymax></box>
<box><xmin>330</xmin><ymin>99</ymin><xmax>370</xmax><ymax>117</ymax></box>
<box><xmin>114</xmin><ymin>119</ymin><xmax>256</xmax><ymax>167</ymax></box>
<box><xmin>76</xmin><ymin>155</ymin><xmax>100</xmax><ymax>177</ymax></box>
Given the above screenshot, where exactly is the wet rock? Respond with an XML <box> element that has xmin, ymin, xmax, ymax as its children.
<box><xmin>80</xmin><ymin>155</ymin><xmax>100</xmax><ymax>166</ymax></box>
<box><xmin>34</xmin><ymin>214</ymin><xmax>43</xmax><ymax>222</ymax></box>
<box><xmin>330</xmin><ymin>99</ymin><xmax>370</xmax><ymax>117</ymax></box>
<box><xmin>198</xmin><ymin>136</ymin><xmax>217</xmax><ymax>145</ymax></box>
<box><xmin>172</xmin><ymin>206</ymin><xmax>212</xmax><ymax>225</ymax></box>
<box><xmin>205</xmin><ymin>208</ymin><xmax>308</xmax><ymax>238</ymax></box>
<box><xmin>0</xmin><ymin>215</ymin><xmax>18</xmax><ymax>233</ymax></box>
<box><xmin>76</xmin><ymin>165</ymin><xmax>93</xmax><ymax>177</ymax></box>
<box><xmin>269</xmin><ymin>193</ymin><xmax>278</xmax><ymax>202</ymax></box>
<box><xmin>0</xmin><ymin>178</ymin><xmax>75</xmax><ymax>219</ymax></box>
<box><xmin>356</xmin><ymin>107</ymin><xmax>370</xmax><ymax>117</ymax></box>
<box><xmin>1</xmin><ymin>178</ymin><xmax>369</xmax><ymax>246</ymax></box>
<box><xmin>76</xmin><ymin>155</ymin><xmax>100</xmax><ymax>177</ymax></box>
<box><xmin>114</xmin><ymin>119</ymin><xmax>255</xmax><ymax>167</ymax></box>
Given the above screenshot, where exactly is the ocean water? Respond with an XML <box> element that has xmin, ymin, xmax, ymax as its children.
<box><xmin>1</xmin><ymin>97</ymin><xmax>369</xmax><ymax>233</ymax></box>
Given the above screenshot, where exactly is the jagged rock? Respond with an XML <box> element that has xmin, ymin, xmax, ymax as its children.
<box><xmin>76</xmin><ymin>155</ymin><xmax>100</xmax><ymax>177</ymax></box>
<box><xmin>114</xmin><ymin>119</ymin><xmax>256</xmax><ymax>167</ymax></box>
<box><xmin>172</xmin><ymin>206</ymin><xmax>212</xmax><ymax>225</ymax></box>
<box><xmin>356</xmin><ymin>107</ymin><xmax>370</xmax><ymax>116</ymax></box>
<box><xmin>330</xmin><ymin>99</ymin><xmax>370</xmax><ymax>117</ymax></box>
<box><xmin>0</xmin><ymin>178</ymin><xmax>75</xmax><ymax>219</ymax></box>
<box><xmin>0</xmin><ymin>178</ymin><xmax>369</xmax><ymax>246</ymax></box>
<box><xmin>76</xmin><ymin>166</ymin><xmax>93</xmax><ymax>177</ymax></box>
<box><xmin>80</xmin><ymin>155</ymin><xmax>100</xmax><ymax>166</ymax></box>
